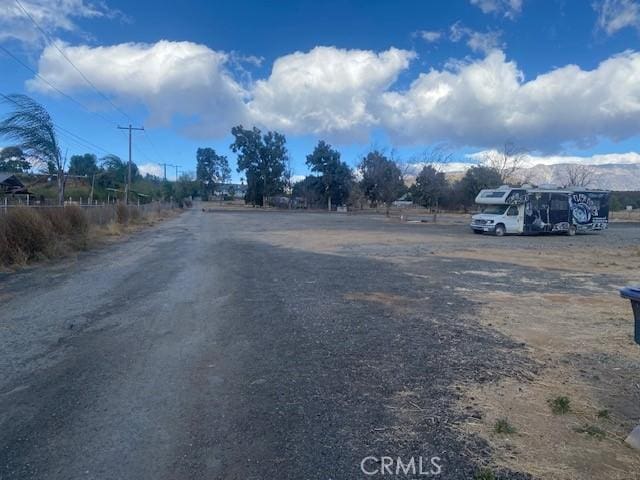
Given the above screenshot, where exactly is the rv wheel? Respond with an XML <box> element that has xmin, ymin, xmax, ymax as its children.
<box><xmin>567</xmin><ymin>225</ymin><xmax>577</xmax><ymax>236</ymax></box>
<box><xmin>494</xmin><ymin>224</ymin><xmax>506</xmax><ymax>237</ymax></box>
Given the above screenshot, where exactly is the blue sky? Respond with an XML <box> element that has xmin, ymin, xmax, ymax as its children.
<box><xmin>2</xmin><ymin>0</ymin><xmax>640</xmax><ymax>181</ymax></box>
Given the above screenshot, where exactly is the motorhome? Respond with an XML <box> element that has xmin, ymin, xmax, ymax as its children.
<box><xmin>470</xmin><ymin>185</ymin><xmax>610</xmax><ymax>236</ymax></box>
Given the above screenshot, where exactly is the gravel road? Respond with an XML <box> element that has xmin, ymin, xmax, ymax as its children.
<box><xmin>4</xmin><ymin>208</ymin><xmax>625</xmax><ymax>479</ymax></box>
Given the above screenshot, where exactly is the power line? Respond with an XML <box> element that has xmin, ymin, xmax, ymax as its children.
<box><xmin>0</xmin><ymin>92</ymin><xmax>114</xmax><ymax>158</ymax></box>
<box><xmin>14</xmin><ymin>0</ymin><xmax>133</xmax><ymax>124</ymax></box>
<box><xmin>0</xmin><ymin>45</ymin><xmax>121</xmax><ymax>128</ymax></box>
<box><xmin>0</xmin><ymin>45</ymin><xmax>164</xmax><ymax>168</ymax></box>
<box><xmin>7</xmin><ymin>2</ymin><xmax>172</xmax><ymax>173</ymax></box>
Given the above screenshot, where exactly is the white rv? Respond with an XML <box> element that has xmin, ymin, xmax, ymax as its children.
<box><xmin>470</xmin><ymin>186</ymin><xmax>610</xmax><ymax>236</ymax></box>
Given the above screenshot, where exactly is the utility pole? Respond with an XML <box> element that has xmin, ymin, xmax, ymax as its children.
<box><xmin>160</xmin><ymin>163</ymin><xmax>175</xmax><ymax>181</ymax></box>
<box><xmin>174</xmin><ymin>165</ymin><xmax>182</xmax><ymax>181</ymax></box>
<box><xmin>117</xmin><ymin>124</ymin><xmax>144</xmax><ymax>204</ymax></box>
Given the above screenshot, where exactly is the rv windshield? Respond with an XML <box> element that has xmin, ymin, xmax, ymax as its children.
<box><xmin>481</xmin><ymin>205</ymin><xmax>508</xmax><ymax>215</ymax></box>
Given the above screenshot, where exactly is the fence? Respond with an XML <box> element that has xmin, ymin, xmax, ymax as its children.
<box><xmin>0</xmin><ymin>198</ymin><xmax>175</xmax><ymax>225</ymax></box>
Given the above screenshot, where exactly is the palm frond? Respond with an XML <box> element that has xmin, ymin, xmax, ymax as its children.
<box><xmin>0</xmin><ymin>94</ymin><xmax>62</xmax><ymax>170</ymax></box>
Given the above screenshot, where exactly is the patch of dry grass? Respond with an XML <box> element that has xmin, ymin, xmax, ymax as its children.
<box><xmin>0</xmin><ymin>204</ymin><xmax>178</xmax><ymax>268</ymax></box>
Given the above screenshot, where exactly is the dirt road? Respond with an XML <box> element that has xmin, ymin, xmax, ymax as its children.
<box><xmin>1</xmin><ymin>208</ymin><xmax>637</xmax><ymax>479</ymax></box>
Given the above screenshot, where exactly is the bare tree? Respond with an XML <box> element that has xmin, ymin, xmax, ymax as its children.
<box><xmin>413</xmin><ymin>144</ymin><xmax>455</xmax><ymax>221</ymax></box>
<box><xmin>483</xmin><ymin>141</ymin><xmax>528</xmax><ymax>184</ymax></box>
<box><xmin>560</xmin><ymin>163</ymin><xmax>595</xmax><ymax>188</ymax></box>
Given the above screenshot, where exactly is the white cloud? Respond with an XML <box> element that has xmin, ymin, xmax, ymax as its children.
<box><xmin>467</xmin><ymin>150</ymin><xmax>640</xmax><ymax>168</ymax></box>
<box><xmin>247</xmin><ymin>46</ymin><xmax>415</xmax><ymax>140</ymax></box>
<box><xmin>417</xmin><ymin>30</ymin><xmax>442</xmax><ymax>42</ymax></box>
<box><xmin>28</xmin><ymin>40</ymin><xmax>249</xmax><ymax>137</ymax></box>
<box><xmin>138</xmin><ymin>162</ymin><xmax>163</xmax><ymax>178</ymax></box>
<box><xmin>595</xmin><ymin>0</ymin><xmax>640</xmax><ymax>35</ymax></box>
<box><xmin>27</xmin><ymin>40</ymin><xmax>640</xmax><ymax>152</ymax></box>
<box><xmin>379</xmin><ymin>49</ymin><xmax>640</xmax><ymax>150</ymax></box>
<box><xmin>0</xmin><ymin>0</ymin><xmax>122</xmax><ymax>46</ymax></box>
<box><xmin>449</xmin><ymin>22</ymin><xmax>504</xmax><ymax>54</ymax></box>
<box><xmin>469</xmin><ymin>0</ymin><xmax>523</xmax><ymax>19</ymax></box>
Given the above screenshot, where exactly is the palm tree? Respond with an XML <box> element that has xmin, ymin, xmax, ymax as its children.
<box><xmin>0</xmin><ymin>94</ymin><xmax>66</xmax><ymax>204</ymax></box>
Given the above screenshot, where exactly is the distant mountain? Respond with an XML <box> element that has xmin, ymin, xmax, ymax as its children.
<box><xmin>517</xmin><ymin>163</ymin><xmax>640</xmax><ymax>191</ymax></box>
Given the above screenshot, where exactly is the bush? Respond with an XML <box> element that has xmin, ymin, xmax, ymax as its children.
<box><xmin>116</xmin><ymin>203</ymin><xmax>129</xmax><ymax>224</ymax></box>
<box><xmin>0</xmin><ymin>208</ymin><xmax>52</xmax><ymax>265</ymax></box>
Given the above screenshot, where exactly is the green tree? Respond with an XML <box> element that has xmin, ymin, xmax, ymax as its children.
<box><xmin>230</xmin><ymin>125</ymin><xmax>288</xmax><ymax>206</ymax></box>
<box><xmin>292</xmin><ymin>175</ymin><xmax>325</xmax><ymax>208</ymax></box>
<box><xmin>411</xmin><ymin>165</ymin><xmax>447</xmax><ymax>209</ymax></box>
<box><xmin>305</xmin><ymin>140</ymin><xmax>353</xmax><ymax>210</ymax></box>
<box><xmin>99</xmin><ymin>154</ymin><xmax>139</xmax><ymax>191</ymax></box>
<box><xmin>0</xmin><ymin>94</ymin><xmax>65</xmax><ymax>203</ymax></box>
<box><xmin>359</xmin><ymin>151</ymin><xmax>406</xmax><ymax>214</ymax></box>
<box><xmin>0</xmin><ymin>146</ymin><xmax>30</xmax><ymax>172</ymax></box>
<box><xmin>68</xmin><ymin>153</ymin><xmax>99</xmax><ymax>177</ymax></box>
<box><xmin>196</xmin><ymin>147</ymin><xmax>230</xmax><ymax>199</ymax></box>
<box><xmin>456</xmin><ymin>165</ymin><xmax>503</xmax><ymax>206</ymax></box>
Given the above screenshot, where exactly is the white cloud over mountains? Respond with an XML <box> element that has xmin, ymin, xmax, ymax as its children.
<box><xmin>25</xmin><ymin>39</ymin><xmax>640</xmax><ymax>152</ymax></box>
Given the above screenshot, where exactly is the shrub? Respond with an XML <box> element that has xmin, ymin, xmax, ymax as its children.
<box><xmin>116</xmin><ymin>203</ymin><xmax>129</xmax><ymax>224</ymax></box>
<box><xmin>493</xmin><ymin>418</ymin><xmax>516</xmax><ymax>434</ymax></box>
<box><xmin>548</xmin><ymin>396</ymin><xmax>571</xmax><ymax>415</ymax></box>
<box><xmin>474</xmin><ymin>468</ymin><xmax>496</xmax><ymax>480</ymax></box>
<box><xmin>0</xmin><ymin>208</ymin><xmax>52</xmax><ymax>265</ymax></box>
<box><xmin>128</xmin><ymin>206</ymin><xmax>141</xmax><ymax>223</ymax></box>
<box><xmin>574</xmin><ymin>424</ymin><xmax>606</xmax><ymax>440</ymax></box>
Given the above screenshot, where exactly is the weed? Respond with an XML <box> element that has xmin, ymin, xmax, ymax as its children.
<box><xmin>475</xmin><ymin>468</ymin><xmax>496</xmax><ymax>480</ymax></box>
<box><xmin>548</xmin><ymin>396</ymin><xmax>571</xmax><ymax>414</ymax></box>
<box><xmin>596</xmin><ymin>409</ymin><xmax>610</xmax><ymax>419</ymax></box>
<box><xmin>574</xmin><ymin>424</ymin><xmax>606</xmax><ymax>440</ymax></box>
<box><xmin>493</xmin><ymin>418</ymin><xmax>516</xmax><ymax>434</ymax></box>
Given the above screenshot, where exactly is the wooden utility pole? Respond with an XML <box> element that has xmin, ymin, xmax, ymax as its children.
<box><xmin>117</xmin><ymin>124</ymin><xmax>144</xmax><ymax>204</ymax></box>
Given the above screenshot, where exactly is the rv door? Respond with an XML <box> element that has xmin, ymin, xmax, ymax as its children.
<box><xmin>503</xmin><ymin>205</ymin><xmax>523</xmax><ymax>233</ymax></box>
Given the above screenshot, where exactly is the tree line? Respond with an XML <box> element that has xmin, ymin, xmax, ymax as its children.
<box><xmin>194</xmin><ymin>125</ymin><xmax>511</xmax><ymax>211</ymax></box>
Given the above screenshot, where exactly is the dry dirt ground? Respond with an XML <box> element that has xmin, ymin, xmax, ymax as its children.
<box><xmin>230</xmin><ymin>208</ymin><xmax>640</xmax><ymax>480</ymax></box>
<box><xmin>2</xmin><ymin>206</ymin><xmax>638</xmax><ymax>480</ymax></box>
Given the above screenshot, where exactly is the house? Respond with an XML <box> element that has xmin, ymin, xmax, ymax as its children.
<box><xmin>0</xmin><ymin>172</ymin><xmax>29</xmax><ymax>195</ymax></box>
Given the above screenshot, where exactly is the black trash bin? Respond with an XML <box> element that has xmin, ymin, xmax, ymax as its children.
<box><xmin>620</xmin><ymin>286</ymin><xmax>640</xmax><ymax>345</ymax></box>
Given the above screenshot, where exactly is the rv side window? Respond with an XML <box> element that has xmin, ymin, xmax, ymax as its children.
<box><xmin>481</xmin><ymin>205</ymin><xmax>508</xmax><ymax>215</ymax></box>
<box><xmin>550</xmin><ymin>199</ymin><xmax>567</xmax><ymax>211</ymax></box>
<box><xmin>506</xmin><ymin>206</ymin><xmax>518</xmax><ymax>216</ymax></box>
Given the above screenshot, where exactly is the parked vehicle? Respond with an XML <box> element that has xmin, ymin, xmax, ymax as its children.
<box><xmin>470</xmin><ymin>185</ymin><xmax>610</xmax><ymax>236</ymax></box>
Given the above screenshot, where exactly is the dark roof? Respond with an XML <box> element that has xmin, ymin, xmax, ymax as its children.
<box><xmin>0</xmin><ymin>172</ymin><xmax>24</xmax><ymax>185</ymax></box>
<box><xmin>0</xmin><ymin>173</ymin><xmax>28</xmax><ymax>193</ymax></box>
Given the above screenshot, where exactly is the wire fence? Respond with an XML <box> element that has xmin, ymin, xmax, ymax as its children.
<box><xmin>0</xmin><ymin>197</ymin><xmax>175</xmax><ymax>225</ymax></box>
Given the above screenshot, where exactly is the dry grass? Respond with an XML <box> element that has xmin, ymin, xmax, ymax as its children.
<box><xmin>0</xmin><ymin>204</ymin><xmax>178</xmax><ymax>268</ymax></box>
<box><xmin>455</xmin><ymin>289</ymin><xmax>640</xmax><ymax>480</ymax></box>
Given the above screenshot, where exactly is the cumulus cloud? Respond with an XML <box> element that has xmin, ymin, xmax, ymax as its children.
<box><xmin>0</xmin><ymin>0</ymin><xmax>123</xmax><ymax>46</ymax></box>
<box><xmin>247</xmin><ymin>46</ymin><xmax>415</xmax><ymax>140</ymax></box>
<box><xmin>138</xmin><ymin>162</ymin><xmax>163</xmax><ymax>178</ymax></box>
<box><xmin>379</xmin><ymin>49</ymin><xmax>640</xmax><ymax>151</ymax></box>
<box><xmin>449</xmin><ymin>22</ymin><xmax>504</xmax><ymax>54</ymax></box>
<box><xmin>595</xmin><ymin>0</ymin><xmax>640</xmax><ymax>35</ymax></box>
<box><xmin>28</xmin><ymin>40</ymin><xmax>249</xmax><ymax>137</ymax></box>
<box><xmin>27</xmin><ymin>40</ymin><xmax>640</xmax><ymax>152</ymax></box>
<box><xmin>469</xmin><ymin>0</ymin><xmax>523</xmax><ymax>19</ymax></box>
<box><xmin>417</xmin><ymin>30</ymin><xmax>442</xmax><ymax>43</ymax></box>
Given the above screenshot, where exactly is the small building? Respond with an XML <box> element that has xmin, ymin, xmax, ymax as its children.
<box><xmin>0</xmin><ymin>172</ymin><xmax>29</xmax><ymax>195</ymax></box>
